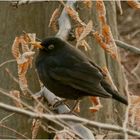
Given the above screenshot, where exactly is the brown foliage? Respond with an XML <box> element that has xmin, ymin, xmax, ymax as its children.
<box><xmin>96</xmin><ymin>0</ymin><xmax>106</xmax><ymax>25</ymax></box>
<box><xmin>83</xmin><ymin>0</ymin><xmax>92</xmax><ymax>9</ymax></box>
<box><xmin>75</xmin><ymin>20</ymin><xmax>92</xmax><ymax>51</ymax></box>
<box><xmin>65</xmin><ymin>6</ymin><xmax>83</xmax><ymax>25</ymax></box>
<box><xmin>89</xmin><ymin>97</ymin><xmax>102</xmax><ymax>113</ymax></box>
<box><xmin>10</xmin><ymin>90</ymin><xmax>23</xmax><ymax>108</ymax></box>
<box><xmin>127</xmin><ymin>0</ymin><xmax>140</xmax><ymax>9</ymax></box>
<box><xmin>49</xmin><ymin>6</ymin><xmax>61</xmax><ymax>32</ymax></box>
<box><xmin>11</xmin><ymin>34</ymin><xmax>35</xmax><ymax>93</ymax></box>
<box><xmin>32</xmin><ymin>98</ymin><xmax>44</xmax><ymax>139</ymax></box>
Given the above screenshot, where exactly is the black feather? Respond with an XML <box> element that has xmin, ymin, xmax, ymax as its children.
<box><xmin>35</xmin><ymin>37</ymin><xmax>128</xmax><ymax>105</ymax></box>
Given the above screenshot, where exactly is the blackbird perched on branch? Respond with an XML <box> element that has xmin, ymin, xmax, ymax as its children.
<box><xmin>34</xmin><ymin>37</ymin><xmax>128</xmax><ymax>105</ymax></box>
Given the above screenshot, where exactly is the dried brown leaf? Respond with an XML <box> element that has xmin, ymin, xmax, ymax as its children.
<box><xmin>10</xmin><ymin>90</ymin><xmax>23</xmax><ymax>108</ymax></box>
<box><xmin>23</xmin><ymin>32</ymin><xmax>36</xmax><ymax>50</ymax></box>
<box><xmin>17</xmin><ymin>51</ymin><xmax>35</xmax><ymax>64</ymax></box>
<box><xmin>12</xmin><ymin>34</ymin><xmax>36</xmax><ymax>93</ymax></box>
<box><xmin>77</xmin><ymin>40</ymin><xmax>91</xmax><ymax>51</ymax></box>
<box><xmin>75</xmin><ymin>21</ymin><xmax>92</xmax><ymax>51</ymax></box>
<box><xmin>75</xmin><ymin>26</ymin><xmax>84</xmax><ymax>39</ymax></box>
<box><xmin>12</xmin><ymin>37</ymin><xmax>20</xmax><ymax>59</ymax></box>
<box><xmin>96</xmin><ymin>0</ymin><xmax>106</xmax><ymax>25</ymax></box>
<box><xmin>49</xmin><ymin>7</ymin><xmax>61</xmax><ymax>32</ymax></box>
<box><xmin>23</xmin><ymin>33</ymin><xmax>31</xmax><ymax>44</ymax></box>
<box><xmin>103</xmin><ymin>24</ymin><xmax>118</xmax><ymax>60</ymax></box>
<box><xmin>54</xmin><ymin>130</ymin><xmax>76</xmax><ymax>140</ymax></box>
<box><xmin>89</xmin><ymin>97</ymin><xmax>102</xmax><ymax>113</ymax></box>
<box><xmin>65</xmin><ymin>6</ymin><xmax>83</xmax><ymax>25</ymax></box>
<box><xmin>19</xmin><ymin>36</ymin><xmax>30</xmax><ymax>53</ymax></box>
<box><xmin>102</xmin><ymin>24</ymin><xmax>111</xmax><ymax>44</ymax></box>
<box><xmin>92</xmin><ymin>31</ymin><xmax>109</xmax><ymax>51</ymax></box>
<box><xmin>127</xmin><ymin>0</ymin><xmax>140</xmax><ymax>9</ymax></box>
<box><xmin>96</xmin><ymin>1</ymin><xmax>118</xmax><ymax>60</ymax></box>
<box><xmin>77</xmin><ymin>20</ymin><xmax>93</xmax><ymax>43</ymax></box>
<box><xmin>17</xmin><ymin>52</ymin><xmax>35</xmax><ymax>91</ymax></box>
<box><xmin>18</xmin><ymin>62</ymin><xmax>29</xmax><ymax>91</ymax></box>
<box><xmin>32</xmin><ymin>119</ymin><xmax>42</xmax><ymax>139</ymax></box>
<box><xmin>83</xmin><ymin>0</ymin><xmax>92</xmax><ymax>9</ymax></box>
<box><xmin>32</xmin><ymin>98</ymin><xmax>44</xmax><ymax>139</ymax></box>
<box><xmin>93</xmin><ymin>24</ymin><xmax>118</xmax><ymax>60</ymax></box>
<box><xmin>28</xmin><ymin>33</ymin><xmax>36</xmax><ymax>42</ymax></box>
<box><xmin>102</xmin><ymin>66</ymin><xmax>118</xmax><ymax>91</ymax></box>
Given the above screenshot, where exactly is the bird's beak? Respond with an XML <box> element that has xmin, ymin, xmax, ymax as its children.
<box><xmin>30</xmin><ymin>41</ymin><xmax>43</xmax><ymax>49</ymax></box>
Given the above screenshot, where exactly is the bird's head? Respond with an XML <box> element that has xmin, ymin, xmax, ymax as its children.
<box><xmin>31</xmin><ymin>37</ymin><xmax>65</xmax><ymax>52</ymax></box>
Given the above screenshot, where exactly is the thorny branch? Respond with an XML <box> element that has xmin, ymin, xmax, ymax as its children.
<box><xmin>0</xmin><ymin>102</ymin><xmax>140</xmax><ymax>138</ymax></box>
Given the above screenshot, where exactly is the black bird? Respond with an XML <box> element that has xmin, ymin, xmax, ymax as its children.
<box><xmin>35</xmin><ymin>37</ymin><xmax>128</xmax><ymax>105</ymax></box>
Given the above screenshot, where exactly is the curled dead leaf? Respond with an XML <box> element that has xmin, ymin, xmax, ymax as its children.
<box><xmin>83</xmin><ymin>0</ymin><xmax>92</xmax><ymax>9</ymax></box>
<box><xmin>127</xmin><ymin>0</ymin><xmax>140</xmax><ymax>9</ymax></box>
<box><xmin>17</xmin><ymin>51</ymin><xmax>35</xmax><ymax>64</ymax></box>
<box><xmin>12</xmin><ymin>33</ymin><xmax>36</xmax><ymax>93</ymax></box>
<box><xmin>96</xmin><ymin>0</ymin><xmax>106</xmax><ymax>25</ymax></box>
<box><xmin>65</xmin><ymin>6</ymin><xmax>83</xmax><ymax>25</ymax></box>
<box><xmin>49</xmin><ymin>6</ymin><xmax>61</xmax><ymax>32</ymax></box>
<box><xmin>10</xmin><ymin>90</ymin><xmax>23</xmax><ymax>108</ymax></box>
<box><xmin>77</xmin><ymin>20</ymin><xmax>93</xmax><ymax>43</ymax></box>
<box><xmin>32</xmin><ymin>98</ymin><xmax>44</xmax><ymax>139</ymax></box>
<box><xmin>30</xmin><ymin>42</ymin><xmax>43</xmax><ymax>49</ymax></box>
<box><xmin>12</xmin><ymin>37</ymin><xmax>20</xmax><ymax>59</ymax></box>
<box><xmin>89</xmin><ymin>97</ymin><xmax>102</xmax><ymax>113</ymax></box>
<box><xmin>102</xmin><ymin>66</ymin><xmax>118</xmax><ymax>91</ymax></box>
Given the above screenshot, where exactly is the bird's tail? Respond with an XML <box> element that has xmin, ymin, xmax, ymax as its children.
<box><xmin>101</xmin><ymin>79</ymin><xmax>128</xmax><ymax>105</ymax></box>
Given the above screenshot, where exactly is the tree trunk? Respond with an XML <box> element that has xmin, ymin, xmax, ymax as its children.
<box><xmin>0</xmin><ymin>1</ymin><xmax>126</xmax><ymax>139</ymax></box>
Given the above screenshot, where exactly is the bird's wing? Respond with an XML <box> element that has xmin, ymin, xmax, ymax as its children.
<box><xmin>49</xmin><ymin>62</ymin><xmax>111</xmax><ymax>97</ymax></box>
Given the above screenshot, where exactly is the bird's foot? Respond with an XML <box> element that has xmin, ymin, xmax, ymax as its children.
<box><xmin>49</xmin><ymin>98</ymin><xmax>67</xmax><ymax>111</ymax></box>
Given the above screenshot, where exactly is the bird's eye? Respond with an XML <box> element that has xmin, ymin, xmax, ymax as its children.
<box><xmin>48</xmin><ymin>45</ymin><xmax>54</xmax><ymax>50</ymax></box>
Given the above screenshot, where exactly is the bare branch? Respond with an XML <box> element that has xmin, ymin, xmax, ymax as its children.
<box><xmin>0</xmin><ymin>102</ymin><xmax>140</xmax><ymax>138</ymax></box>
<box><xmin>56</xmin><ymin>1</ymin><xmax>76</xmax><ymax>40</ymax></box>
<box><xmin>0</xmin><ymin>59</ymin><xmax>16</xmax><ymax>68</ymax></box>
<box><xmin>0</xmin><ymin>124</ymin><xmax>29</xmax><ymax>139</ymax></box>
<box><xmin>36</xmin><ymin>87</ymin><xmax>95</xmax><ymax>139</ymax></box>
<box><xmin>115</xmin><ymin>40</ymin><xmax>140</xmax><ymax>54</ymax></box>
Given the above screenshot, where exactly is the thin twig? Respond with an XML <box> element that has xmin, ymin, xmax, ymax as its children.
<box><xmin>0</xmin><ymin>59</ymin><xmax>16</xmax><ymax>68</ymax></box>
<box><xmin>5</xmin><ymin>68</ymin><xmax>19</xmax><ymax>83</ymax></box>
<box><xmin>0</xmin><ymin>102</ymin><xmax>140</xmax><ymax>138</ymax></box>
<box><xmin>0</xmin><ymin>87</ymin><xmax>83</xmax><ymax>139</ymax></box>
<box><xmin>115</xmin><ymin>40</ymin><xmax>140</xmax><ymax>54</ymax></box>
<box><xmin>0</xmin><ymin>113</ymin><xmax>15</xmax><ymax>123</ymax></box>
<box><xmin>0</xmin><ymin>124</ymin><xmax>29</xmax><ymax>139</ymax></box>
